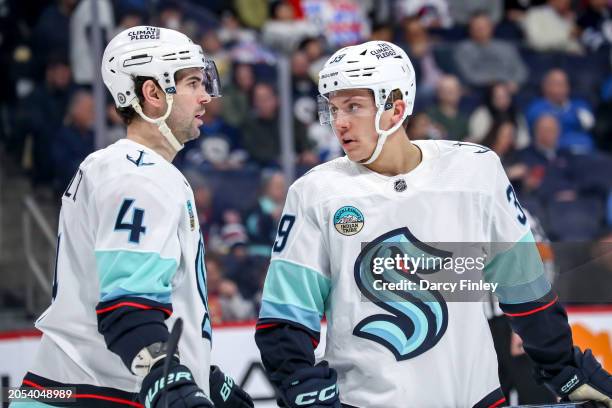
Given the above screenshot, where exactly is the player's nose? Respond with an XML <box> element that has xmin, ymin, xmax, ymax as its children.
<box><xmin>199</xmin><ymin>90</ymin><xmax>212</xmax><ymax>105</ymax></box>
<box><xmin>334</xmin><ymin>115</ymin><xmax>351</xmax><ymax>130</ymax></box>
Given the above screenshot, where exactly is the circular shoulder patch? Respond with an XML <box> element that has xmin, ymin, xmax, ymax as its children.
<box><xmin>333</xmin><ymin>206</ymin><xmax>364</xmax><ymax>236</ymax></box>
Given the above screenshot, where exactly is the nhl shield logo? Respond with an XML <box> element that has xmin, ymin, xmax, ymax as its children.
<box><xmin>394</xmin><ymin>179</ymin><xmax>407</xmax><ymax>192</ymax></box>
<box><xmin>334</xmin><ymin>206</ymin><xmax>364</xmax><ymax>236</ymax></box>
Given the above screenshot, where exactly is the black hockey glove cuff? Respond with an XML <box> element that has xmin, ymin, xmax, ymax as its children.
<box><xmin>139</xmin><ymin>359</ymin><xmax>213</xmax><ymax>408</ymax></box>
<box><xmin>536</xmin><ymin>347</ymin><xmax>612</xmax><ymax>406</ymax></box>
<box><xmin>209</xmin><ymin>365</ymin><xmax>254</xmax><ymax>408</ymax></box>
<box><xmin>279</xmin><ymin>361</ymin><xmax>340</xmax><ymax>408</ymax></box>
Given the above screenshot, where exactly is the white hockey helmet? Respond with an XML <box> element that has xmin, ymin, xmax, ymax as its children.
<box><xmin>102</xmin><ymin>26</ymin><xmax>221</xmax><ymax>151</ymax></box>
<box><xmin>318</xmin><ymin>41</ymin><xmax>416</xmax><ymax>164</ymax></box>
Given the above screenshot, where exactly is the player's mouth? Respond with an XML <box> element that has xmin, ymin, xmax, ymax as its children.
<box><xmin>341</xmin><ymin>137</ymin><xmax>357</xmax><ymax>148</ymax></box>
<box><xmin>194</xmin><ymin>112</ymin><xmax>204</xmax><ymax>126</ymax></box>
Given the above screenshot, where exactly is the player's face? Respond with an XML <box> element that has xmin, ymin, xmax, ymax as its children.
<box><xmin>328</xmin><ymin>89</ymin><xmax>379</xmax><ymax>162</ymax></box>
<box><xmin>167</xmin><ymin>67</ymin><xmax>212</xmax><ymax>143</ymax></box>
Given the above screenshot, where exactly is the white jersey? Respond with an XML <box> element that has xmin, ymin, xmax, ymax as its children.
<box><xmin>260</xmin><ymin>140</ymin><xmax>549</xmax><ymax>408</ymax></box>
<box><xmin>31</xmin><ymin>139</ymin><xmax>211</xmax><ymax>394</ymax></box>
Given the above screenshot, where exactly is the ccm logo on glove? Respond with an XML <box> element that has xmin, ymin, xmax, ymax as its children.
<box><xmin>295</xmin><ymin>384</ymin><xmax>339</xmax><ymax>405</ymax></box>
<box><xmin>561</xmin><ymin>374</ymin><xmax>579</xmax><ymax>393</ymax></box>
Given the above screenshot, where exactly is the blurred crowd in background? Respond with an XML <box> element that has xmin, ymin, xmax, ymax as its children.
<box><xmin>1</xmin><ymin>0</ymin><xmax>612</xmax><ymax>323</ymax></box>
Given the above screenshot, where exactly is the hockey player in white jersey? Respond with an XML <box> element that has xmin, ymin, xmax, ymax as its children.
<box><xmin>255</xmin><ymin>41</ymin><xmax>612</xmax><ymax>408</ymax></box>
<box><xmin>12</xmin><ymin>27</ymin><xmax>253</xmax><ymax>408</ymax></box>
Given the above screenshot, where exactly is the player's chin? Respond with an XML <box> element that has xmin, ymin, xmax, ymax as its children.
<box><xmin>343</xmin><ymin>148</ymin><xmax>366</xmax><ymax>162</ymax></box>
<box><xmin>190</xmin><ymin>126</ymin><xmax>201</xmax><ymax>139</ymax></box>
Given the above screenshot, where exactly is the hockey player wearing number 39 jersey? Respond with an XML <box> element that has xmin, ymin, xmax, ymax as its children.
<box><xmin>255</xmin><ymin>41</ymin><xmax>612</xmax><ymax>408</ymax></box>
<box><xmin>12</xmin><ymin>27</ymin><xmax>253</xmax><ymax>408</ymax></box>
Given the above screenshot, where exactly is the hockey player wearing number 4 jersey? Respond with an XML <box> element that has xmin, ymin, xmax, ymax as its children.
<box><xmin>255</xmin><ymin>41</ymin><xmax>612</xmax><ymax>408</ymax></box>
<box><xmin>12</xmin><ymin>27</ymin><xmax>253</xmax><ymax>408</ymax></box>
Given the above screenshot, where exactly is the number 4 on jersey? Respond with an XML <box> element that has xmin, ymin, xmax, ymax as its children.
<box><xmin>114</xmin><ymin>199</ymin><xmax>146</xmax><ymax>243</ymax></box>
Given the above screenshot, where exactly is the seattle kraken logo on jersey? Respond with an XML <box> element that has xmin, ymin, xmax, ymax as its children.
<box><xmin>126</xmin><ymin>150</ymin><xmax>155</xmax><ymax>167</ymax></box>
<box><xmin>353</xmin><ymin>228</ymin><xmax>449</xmax><ymax>360</ymax></box>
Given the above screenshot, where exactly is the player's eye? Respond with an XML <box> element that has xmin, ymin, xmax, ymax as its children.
<box><xmin>349</xmin><ymin>103</ymin><xmax>361</xmax><ymax>112</ymax></box>
<box><xmin>329</xmin><ymin>106</ymin><xmax>339</xmax><ymax>115</ymax></box>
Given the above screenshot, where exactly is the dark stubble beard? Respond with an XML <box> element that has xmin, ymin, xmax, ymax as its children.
<box><xmin>166</xmin><ymin>111</ymin><xmax>198</xmax><ymax>144</ymax></box>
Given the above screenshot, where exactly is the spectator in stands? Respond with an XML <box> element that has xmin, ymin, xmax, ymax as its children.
<box><xmin>519</xmin><ymin>114</ymin><xmax>560</xmax><ymax>166</ymax></box>
<box><xmin>112</xmin><ymin>5</ymin><xmax>145</xmax><ymax>37</ymax></box>
<box><xmin>261</xmin><ymin>0</ymin><xmax>320</xmax><ymax>53</ymax></box>
<box><xmin>17</xmin><ymin>55</ymin><xmax>72</xmax><ymax>188</ymax></box>
<box><xmin>217</xmin><ymin>8</ymin><xmax>257</xmax><ymax>46</ymax></box>
<box><xmin>426</xmin><ymin>75</ymin><xmax>469</xmax><ymax>141</ymax></box>
<box><xmin>454</xmin><ymin>12</ymin><xmax>527</xmax><ymax>91</ymax></box>
<box><xmin>155</xmin><ymin>0</ymin><xmax>183</xmax><ymax>30</ymax></box>
<box><xmin>516</xmin><ymin>114</ymin><xmax>561</xmax><ymax>193</ymax></box>
<box><xmin>526</xmin><ymin>68</ymin><xmax>595</xmax><ymax>151</ymax></box>
<box><xmin>205</xmin><ymin>253</ymin><xmax>255</xmax><ymax>323</ymax></box>
<box><xmin>449</xmin><ymin>0</ymin><xmax>504</xmax><ymax>26</ymax></box>
<box><xmin>370</xmin><ymin>23</ymin><xmax>394</xmax><ymax>42</ymax></box>
<box><xmin>242</xmin><ymin>82</ymin><xmax>317</xmax><ymax>167</ymax></box>
<box><xmin>221</xmin><ymin>62</ymin><xmax>255</xmax><ymax>128</ymax></box>
<box><xmin>395</xmin><ymin>0</ymin><xmax>453</xmax><ymax>28</ymax></box>
<box><xmin>468</xmin><ymin>82</ymin><xmax>530</xmax><ymax>148</ymax></box>
<box><xmin>291</xmin><ymin>50</ymin><xmax>318</xmax><ymax>102</ymax></box>
<box><xmin>504</xmin><ymin>0</ymin><xmax>547</xmax><ymax>23</ymax></box>
<box><xmin>522</xmin><ymin>0</ymin><xmax>582</xmax><ymax>53</ymax></box>
<box><xmin>406</xmin><ymin>112</ymin><xmax>442</xmax><ymax>140</ymax></box>
<box><xmin>31</xmin><ymin>0</ymin><xmax>76</xmax><ymax>73</ymax></box>
<box><xmin>481</xmin><ymin>120</ymin><xmax>526</xmax><ymax>183</ymax></box>
<box><xmin>223</xmin><ymin>225</ymin><xmax>268</xmax><ymax>301</ymax></box>
<box><xmin>198</xmin><ymin>28</ymin><xmax>231</xmax><ymax>82</ymax></box>
<box><xmin>51</xmin><ymin>90</ymin><xmax>95</xmax><ymax>193</ymax></box>
<box><xmin>298</xmin><ymin>36</ymin><xmax>328</xmax><ymax>84</ymax></box>
<box><xmin>245</xmin><ymin>170</ymin><xmax>286</xmax><ymax>257</ymax></box>
<box><xmin>299</xmin><ymin>36</ymin><xmax>325</xmax><ymax>64</ymax></box>
<box><xmin>577</xmin><ymin>0</ymin><xmax>612</xmax><ymax>52</ymax></box>
<box><xmin>191</xmin><ymin>177</ymin><xmax>223</xmax><ymax>244</ymax></box>
<box><xmin>301</xmin><ymin>0</ymin><xmax>371</xmax><ymax>48</ymax></box>
<box><xmin>291</xmin><ymin>50</ymin><xmax>319</xmax><ymax>134</ymax></box>
<box><xmin>180</xmin><ymin>96</ymin><xmax>246</xmax><ymax>169</ymax></box>
<box><xmin>400</xmin><ymin>17</ymin><xmax>444</xmax><ymax>106</ymax></box>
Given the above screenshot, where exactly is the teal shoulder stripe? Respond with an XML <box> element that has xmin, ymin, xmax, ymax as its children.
<box><xmin>484</xmin><ymin>231</ymin><xmax>550</xmax><ymax>303</ymax></box>
<box><xmin>259</xmin><ymin>300</ymin><xmax>322</xmax><ymax>333</ymax></box>
<box><xmin>261</xmin><ymin>259</ymin><xmax>330</xmax><ymax>322</ymax></box>
<box><xmin>96</xmin><ymin>250</ymin><xmax>177</xmax><ymax>303</ymax></box>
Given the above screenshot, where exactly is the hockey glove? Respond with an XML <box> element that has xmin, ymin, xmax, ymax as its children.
<box><xmin>537</xmin><ymin>347</ymin><xmax>612</xmax><ymax>407</ymax></box>
<box><xmin>140</xmin><ymin>360</ymin><xmax>214</xmax><ymax>408</ymax></box>
<box><xmin>279</xmin><ymin>361</ymin><xmax>340</xmax><ymax>408</ymax></box>
<box><xmin>209</xmin><ymin>365</ymin><xmax>254</xmax><ymax>408</ymax></box>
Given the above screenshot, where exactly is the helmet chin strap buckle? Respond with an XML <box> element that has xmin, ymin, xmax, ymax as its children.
<box><xmin>131</xmin><ymin>94</ymin><xmax>184</xmax><ymax>152</ymax></box>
